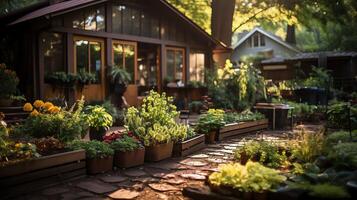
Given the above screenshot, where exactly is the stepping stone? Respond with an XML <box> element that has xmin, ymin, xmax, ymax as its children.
<box><xmin>224</xmin><ymin>146</ymin><xmax>237</xmax><ymax>150</ymax></box>
<box><xmin>77</xmin><ymin>181</ymin><xmax>116</xmax><ymax>194</ymax></box>
<box><xmin>148</xmin><ymin>183</ymin><xmax>180</xmax><ymax>192</ymax></box>
<box><xmin>206</xmin><ymin>145</ymin><xmax>221</xmax><ymax>149</ymax></box>
<box><xmin>164</xmin><ymin>178</ymin><xmax>186</xmax><ymax>185</ymax></box>
<box><xmin>100</xmin><ymin>175</ymin><xmax>128</xmax><ymax>183</ymax></box>
<box><xmin>61</xmin><ymin>191</ymin><xmax>94</xmax><ymax>200</ymax></box>
<box><xmin>144</xmin><ymin>167</ymin><xmax>171</xmax><ymax>178</ymax></box>
<box><xmin>108</xmin><ymin>189</ymin><xmax>140</xmax><ymax>200</ymax></box>
<box><xmin>162</xmin><ymin>174</ymin><xmax>176</xmax><ymax>179</ymax></box>
<box><xmin>200</xmin><ymin>167</ymin><xmax>219</xmax><ymax>172</ymax></box>
<box><xmin>218</xmin><ymin>149</ymin><xmax>234</xmax><ymax>154</ymax></box>
<box><xmin>180</xmin><ymin>173</ymin><xmax>206</xmax><ymax>180</ymax></box>
<box><xmin>132</xmin><ymin>177</ymin><xmax>160</xmax><ymax>183</ymax></box>
<box><xmin>117</xmin><ymin>180</ymin><xmax>135</xmax><ymax>188</ymax></box>
<box><xmin>157</xmin><ymin>193</ymin><xmax>169</xmax><ymax>200</ymax></box>
<box><xmin>180</xmin><ymin>159</ymin><xmax>208</xmax><ymax>167</ymax></box>
<box><xmin>42</xmin><ymin>186</ymin><xmax>69</xmax><ymax>195</ymax></box>
<box><xmin>188</xmin><ymin>154</ymin><xmax>209</xmax><ymax>159</ymax></box>
<box><xmin>123</xmin><ymin>169</ymin><xmax>147</xmax><ymax>177</ymax></box>
<box><xmin>207</xmin><ymin>152</ymin><xmax>225</xmax><ymax>156</ymax></box>
<box><xmin>146</xmin><ymin>162</ymin><xmax>181</xmax><ymax>170</ymax></box>
<box><xmin>206</xmin><ymin>158</ymin><xmax>226</xmax><ymax>164</ymax></box>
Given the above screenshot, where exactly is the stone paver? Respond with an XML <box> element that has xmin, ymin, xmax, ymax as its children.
<box><xmin>29</xmin><ymin>124</ymin><xmax>323</xmax><ymax>200</ymax></box>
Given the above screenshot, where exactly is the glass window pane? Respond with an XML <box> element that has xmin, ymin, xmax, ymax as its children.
<box><xmin>131</xmin><ymin>9</ymin><xmax>140</xmax><ymax>35</ymax></box>
<box><xmin>260</xmin><ymin>34</ymin><xmax>265</xmax><ymax>46</ymax></box>
<box><xmin>96</xmin><ymin>7</ymin><xmax>105</xmax><ymax>31</ymax></box>
<box><xmin>151</xmin><ymin>18</ymin><xmax>160</xmax><ymax>38</ymax></box>
<box><xmin>75</xmin><ymin>40</ymin><xmax>89</xmax><ymax>73</ymax></box>
<box><xmin>72</xmin><ymin>12</ymin><xmax>84</xmax><ymax>29</ymax></box>
<box><xmin>124</xmin><ymin>45</ymin><xmax>135</xmax><ymax>84</ymax></box>
<box><xmin>41</xmin><ymin>32</ymin><xmax>64</xmax><ymax>75</ymax></box>
<box><xmin>112</xmin><ymin>6</ymin><xmax>122</xmax><ymax>33</ymax></box>
<box><xmin>141</xmin><ymin>12</ymin><xmax>151</xmax><ymax>37</ymax></box>
<box><xmin>166</xmin><ymin>50</ymin><xmax>175</xmax><ymax>82</ymax></box>
<box><xmin>253</xmin><ymin>33</ymin><xmax>259</xmax><ymax>47</ymax></box>
<box><xmin>175</xmin><ymin>51</ymin><xmax>183</xmax><ymax>81</ymax></box>
<box><xmin>122</xmin><ymin>6</ymin><xmax>131</xmax><ymax>34</ymax></box>
<box><xmin>90</xmin><ymin>42</ymin><xmax>101</xmax><ymax>82</ymax></box>
<box><xmin>85</xmin><ymin>10</ymin><xmax>96</xmax><ymax>30</ymax></box>
<box><xmin>113</xmin><ymin>43</ymin><xmax>124</xmax><ymax>68</ymax></box>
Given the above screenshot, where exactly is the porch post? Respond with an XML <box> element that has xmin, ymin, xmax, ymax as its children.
<box><xmin>67</xmin><ymin>33</ymin><xmax>75</xmax><ymax>103</ymax></box>
<box><xmin>160</xmin><ymin>44</ymin><xmax>166</xmax><ymax>92</ymax></box>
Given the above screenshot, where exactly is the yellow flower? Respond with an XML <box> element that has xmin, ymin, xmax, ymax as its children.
<box><xmin>49</xmin><ymin>106</ymin><xmax>61</xmax><ymax>114</ymax></box>
<box><xmin>30</xmin><ymin>109</ymin><xmax>39</xmax><ymax>116</ymax></box>
<box><xmin>23</xmin><ymin>103</ymin><xmax>33</xmax><ymax>112</ymax></box>
<box><xmin>15</xmin><ymin>143</ymin><xmax>21</xmax><ymax>148</ymax></box>
<box><xmin>33</xmin><ymin>100</ymin><xmax>44</xmax><ymax>108</ymax></box>
<box><xmin>43</xmin><ymin>102</ymin><xmax>54</xmax><ymax>110</ymax></box>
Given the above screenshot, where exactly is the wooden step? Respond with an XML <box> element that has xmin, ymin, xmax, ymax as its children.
<box><xmin>0</xmin><ymin>106</ymin><xmax>23</xmax><ymax>113</ymax></box>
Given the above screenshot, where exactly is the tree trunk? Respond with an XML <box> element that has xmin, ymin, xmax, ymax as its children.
<box><xmin>211</xmin><ymin>0</ymin><xmax>235</xmax><ymax>46</ymax></box>
<box><xmin>286</xmin><ymin>24</ymin><xmax>296</xmax><ymax>45</ymax></box>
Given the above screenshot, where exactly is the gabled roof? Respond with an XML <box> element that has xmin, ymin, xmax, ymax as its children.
<box><xmin>232</xmin><ymin>27</ymin><xmax>301</xmax><ymax>53</ymax></box>
<box><xmin>288</xmin><ymin>51</ymin><xmax>357</xmax><ymax>60</ymax></box>
<box><xmin>8</xmin><ymin>0</ymin><xmax>229</xmax><ymax>49</ymax></box>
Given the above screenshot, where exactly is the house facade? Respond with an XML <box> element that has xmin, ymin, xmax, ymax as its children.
<box><xmin>0</xmin><ymin>0</ymin><xmax>228</xmax><ymax>106</ymax></box>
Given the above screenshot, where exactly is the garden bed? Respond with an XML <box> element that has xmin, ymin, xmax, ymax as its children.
<box><xmin>173</xmin><ymin>134</ymin><xmax>205</xmax><ymax>157</ymax></box>
<box><xmin>0</xmin><ymin>150</ymin><xmax>86</xmax><ymax>198</ymax></box>
<box><xmin>219</xmin><ymin>119</ymin><xmax>268</xmax><ymax>140</ymax></box>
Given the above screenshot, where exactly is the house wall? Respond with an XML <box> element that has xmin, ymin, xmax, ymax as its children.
<box><xmin>231</xmin><ymin>34</ymin><xmax>297</xmax><ymax>62</ymax></box>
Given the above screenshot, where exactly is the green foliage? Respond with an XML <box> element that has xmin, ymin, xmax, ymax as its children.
<box><xmin>85</xmin><ymin>105</ymin><xmax>113</xmax><ymax>130</ymax></box>
<box><xmin>196</xmin><ymin>109</ymin><xmax>225</xmax><ymax>134</ymax></box>
<box><xmin>325</xmin><ymin>130</ymin><xmax>357</xmax><ymax>145</ymax></box>
<box><xmin>110</xmin><ymin>135</ymin><xmax>141</xmax><ymax>152</ymax></box>
<box><xmin>77</xmin><ymin>69</ymin><xmax>97</xmax><ymax>85</ymax></box>
<box><xmin>328</xmin><ymin>142</ymin><xmax>357</xmax><ymax>169</ymax></box>
<box><xmin>109</xmin><ymin>66</ymin><xmax>132</xmax><ymax>85</ymax></box>
<box><xmin>309</xmin><ymin>184</ymin><xmax>350</xmax><ymax>199</ymax></box>
<box><xmin>234</xmin><ymin>140</ymin><xmax>289</xmax><ymax>168</ymax></box>
<box><xmin>69</xmin><ymin>140</ymin><xmax>114</xmax><ymax>159</ymax></box>
<box><xmin>289</xmin><ymin>130</ymin><xmax>325</xmax><ymax>163</ymax></box>
<box><xmin>224</xmin><ymin>111</ymin><xmax>265</xmax><ymax>124</ymax></box>
<box><xmin>187</xmin><ymin>80</ymin><xmax>206</xmax><ymax>88</ymax></box>
<box><xmin>0</xmin><ymin>63</ymin><xmax>19</xmax><ymax>98</ymax></box>
<box><xmin>185</xmin><ymin>127</ymin><xmax>197</xmax><ymax>140</ymax></box>
<box><xmin>188</xmin><ymin>101</ymin><xmax>203</xmax><ymax>113</ymax></box>
<box><xmin>45</xmin><ymin>71</ymin><xmax>77</xmax><ymax>87</ymax></box>
<box><xmin>125</xmin><ymin>91</ymin><xmax>187</xmax><ymax>146</ymax></box>
<box><xmin>327</xmin><ymin>101</ymin><xmax>357</xmax><ymax>130</ymax></box>
<box><xmin>209</xmin><ymin>161</ymin><xmax>287</xmax><ymax>193</ymax></box>
<box><xmin>301</xmin><ymin>67</ymin><xmax>331</xmax><ymax>89</ymax></box>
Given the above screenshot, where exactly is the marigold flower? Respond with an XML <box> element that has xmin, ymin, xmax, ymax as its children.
<box><xmin>30</xmin><ymin>109</ymin><xmax>39</xmax><ymax>116</ymax></box>
<box><xmin>15</xmin><ymin>143</ymin><xmax>21</xmax><ymax>148</ymax></box>
<box><xmin>49</xmin><ymin>106</ymin><xmax>61</xmax><ymax>114</ymax></box>
<box><xmin>33</xmin><ymin>100</ymin><xmax>44</xmax><ymax>108</ymax></box>
<box><xmin>43</xmin><ymin>102</ymin><xmax>54</xmax><ymax>110</ymax></box>
<box><xmin>23</xmin><ymin>103</ymin><xmax>33</xmax><ymax>112</ymax></box>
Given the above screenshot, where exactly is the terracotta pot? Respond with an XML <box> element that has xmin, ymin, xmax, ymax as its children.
<box><xmin>114</xmin><ymin>147</ymin><xmax>145</xmax><ymax>168</ymax></box>
<box><xmin>0</xmin><ymin>98</ymin><xmax>13</xmax><ymax>107</ymax></box>
<box><xmin>86</xmin><ymin>156</ymin><xmax>113</xmax><ymax>174</ymax></box>
<box><xmin>145</xmin><ymin>142</ymin><xmax>173</xmax><ymax>162</ymax></box>
<box><xmin>89</xmin><ymin>127</ymin><xmax>106</xmax><ymax>141</ymax></box>
<box><xmin>205</xmin><ymin>131</ymin><xmax>216</xmax><ymax>144</ymax></box>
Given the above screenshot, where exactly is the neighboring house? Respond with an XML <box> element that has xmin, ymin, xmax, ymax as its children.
<box><xmin>0</xmin><ymin>0</ymin><xmax>229</xmax><ymax>106</ymax></box>
<box><xmin>231</xmin><ymin>27</ymin><xmax>300</xmax><ymax>63</ymax></box>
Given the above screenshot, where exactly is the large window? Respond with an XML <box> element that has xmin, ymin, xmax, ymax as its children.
<box><xmin>248</xmin><ymin>32</ymin><xmax>265</xmax><ymax>47</ymax></box>
<box><xmin>72</xmin><ymin>6</ymin><xmax>105</xmax><ymax>31</ymax></box>
<box><xmin>112</xmin><ymin>41</ymin><xmax>136</xmax><ymax>84</ymax></box>
<box><xmin>40</xmin><ymin>32</ymin><xmax>65</xmax><ymax>76</ymax></box>
<box><xmin>189</xmin><ymin>53</ymin><xmax>205</xmax><ymax>82</ymax></box>
<box><xmin>166</xmin><ymin>48</ymin><xmax>185</xmax><ymax>83</ymax></box>
<box><xmin>112</xmin><ymin>5</ymin><xmax>160</xmax><ymax>38</ymax></box>
<box><xmin>75</xmin><ymin>39</ymin><xmax>103</xmax><ymax>82</ymax></box>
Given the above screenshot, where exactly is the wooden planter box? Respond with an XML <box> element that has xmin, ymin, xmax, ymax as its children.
<box><xmin>145</xmin><ymin>142</ymin><xmax>173</xmax><ymax>162</ymax></box>
<box><xmin>114</xmin><ymin>148</ymin><xmax>145</xmax><ymax>168</ymax></box>
<box><xmin>0</xmin><ymin>150</ymin><xmax>86</xmax><ymax>198</ymax></box>
<box><xmin>173</xmin><ymin>134</ymin><xmax>205</xmax><ymax>157</ymax></box>
<box><xmin>219</xmin><ymin>119</ymin><xmax>268</xmax><ymax>140</ymax></box>
<box><xmin>87</xmin><ymin>156</ymin><xmax>113</xmax><ymax>174</ymax></box>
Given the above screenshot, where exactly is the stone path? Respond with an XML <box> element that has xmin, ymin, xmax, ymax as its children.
<box><xmin>20</xmin><ymin>124</ymin><xmax>322</xmax><ymax>200</ymax></box>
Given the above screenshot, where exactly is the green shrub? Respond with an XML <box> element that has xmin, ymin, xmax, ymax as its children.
<box><xmin>325</xmin><ymin>130</ymin><xmax>357</xmax><ymax>145</ymax></box>
<box><xmin>0</xmin><ymin>63</ymin><xmax>19</xmax><ymax>99</ymax></box>
<box><xmin>85</xmin><ymin>105</ymin><xmax>113</xmax><ymax>130</ymax></box>
<box><xmin>110</xmin><ymin>135</ymin><xmax>141</xmax><ymax>152</ymax></box>
<box><xmin>234</xmin><ymin>140</ymin><xmax>288</xmax><ymax>168</ymax></box>
<box><xmin>328</xmin><ymin>142</ymin><xmax>357</xmax><ymax>169</ymax></box>
<box><xmin>196</xmin><ymin>109</ymin><xmax>225</xmax><ymax>134</ymax></box>
<box><xmin>209</xmin><ymin>161</ymin><xmax>286</xmax><ymax>193</ymax></box>
<box><xmin>327</xmin><ymin>101</ymin><xmax>357</xmax><ymax>130</ymax></box>
<box><xmin>125</xmin><ymin>91</ymin><xmax>187</xmax><ymax>146</ymax></box>
<box><xmin>224</xmin><ymin>111</ymin><xmax>265</xmax><ymax>124</ymax></box>
<box><xmin>69</xmin><ymin>140</ymin><xmax>114</xmax><ymax>159</ymax></box>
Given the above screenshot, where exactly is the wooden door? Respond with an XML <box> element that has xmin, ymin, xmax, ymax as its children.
<box><xmin>74</xmin><ymin>36</ymin><xmax>105</xmax><ymax>101</ymax></box>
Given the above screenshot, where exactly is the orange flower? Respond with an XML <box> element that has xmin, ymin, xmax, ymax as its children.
<box><xmin>23</xmin><ymin>103</ymin><xmax>33</xmax><ymax>112</ymax></box>
<box><xmin>48</xmin><ymin>106</ymin><xmax>61</xmax><ymax>114</ymax></box>
<box><xmin>43</xmin><ymin>102</ymin><xmax>54</xmax><ymax>110</ymax></box>
<box><xmin>33</xmin><ymin>100</ymin><xmax>44</xmax><ymax>108</ymax></box>
<box><xmin>30</xmin><ymin>109</ymin><xmax>39</xmax><ymax>116</ymax></box>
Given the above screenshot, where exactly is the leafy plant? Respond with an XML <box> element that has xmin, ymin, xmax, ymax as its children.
<box><xmin>187</xmin><ymin>80</ymin><xmax>206</xmax><ymax>88</ymax></box>
<box><xmin>309</xmin><ymin>184</ymin><xmax>350</xmax><ymax>199</ymax></box>
<box><xmin>108</xmin><ymin>66</ymin><xmax>132</xmax><ymax>85</ymax></box>
<box><xmin>1</xmin><ymin>142</ymin><xmax>40</xmax><ymax>165</ymax></box>
<box><xmin>125</xmin><ymin>91</ymin><xmax>187</xmax><ymax>146</ymax></box>
<box><xmin>45</xmin><ymin>71</ymin><xmax>77</xmax><ymax>87</ymax></box>
<box><xmin>196</xmin><ymin>109</ymin><xmax>225</xmax><ymax>134</ymax></box>
<box><xmin>224</xmin><ymin>110</ymin><xmax>265</xmax><ymax>124</ymax></box>
<box><xmin>69</xmin><ymin>140</ymin><xmax>114</xmax><ymax>159</ymax></box>
<box><xmin>110</xmin><ymin>135</ymin><xmax>142</xmax><ymax>152</ymax></box>
<box><xmin>327</xmin><ymin>101</ymin><xmax>357</xmax><ymax>130</ymax></box>
<box><xmin>85</xmin><ymin>105</ymin><xmax>113</xmax><ymax>130</ymax></box>
<box><xmin>301</xmin><ymin>66</ymin><xmax>331</xmax><ymax>89</ymax></box>
<box><xmin>327</xmin><ymin>142</ymin><xmax>357</xmax><ymax>169</ymax></box>
<box><xmin>31</xmin><ymin>137</ymin><xmax>65</xmax><ymax>156</ymax></box>
<box><xmin>209</xmin><ymin>161</ymin><xmax>286</xmax><ymax>193</ymax></box>
<box><xmin>188</xmin><ymin>101</ymin><xmax>203</xmax><ymax>113</ymax></box>
<box><xmin>77</xmin><ymin>69</ymin><xmax>97</xmax><ymax>85</ymax></box>
<box><xmin>234</xmin><ymin>140</ymin><xmax>289</xmax><ymax>168</ymax></box>
<box><xmin>0</xmin><ymin>63</ymin><xmax>19</xmax><ymax>99</ymax></box>
<box><xmin>325</xmin><ymin>130</ymin><xmax>357</xmax><ymax>145</ymax></box>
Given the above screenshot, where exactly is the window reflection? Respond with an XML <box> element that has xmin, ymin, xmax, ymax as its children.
<box><xmin>166</xmin><ymin>48</ymin><xmax>184</xmax><ymax>84</ymax></box>
<box><xmin>72</xmin><ymin>6</ymin><xmax>105</xmax><ymax>31</ymax></box>
<box><xmin>189</xmin><ymin>53</ymin><xmax>205</xmax><ymax>82</ymax></box>
<box><xmin>40</xmin><ymin>32</ymin><xmax>64</xmax><ymax>77</ymax></box>
<box><xmin>112</xmin><ymin>42</ymin><xmax>136</xmax><ymax>84</ymax></box>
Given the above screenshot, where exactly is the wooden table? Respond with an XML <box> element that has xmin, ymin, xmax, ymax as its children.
<box><xmin>254</xmin><ymin>105</ymin><xmax>294</xmax><ymax>130</ymax></box>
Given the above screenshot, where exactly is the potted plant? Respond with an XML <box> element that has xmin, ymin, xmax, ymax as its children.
<box><xmin>77</xmin><ymin>69</ymin><xmax>97</xmax><ymax>92</ymax></box>
<box><xmin>69</xmin><ymin>140</ymin><xmax>114</xmax><ymax>174</ymax></box>
<box><xmin>196</xmin><ymin>109</ymin><xmax>225</xmax><ymax>144</ymax></box>
<box><xmin>173</xmin><ymin>127</ymin><xmax>205</xmax><ymax>157</ymax></box>
<box><xmin>85</xmin><ymin>105</ymin><xmax>113</xmax><ymax>141</ymax></box>
<box><xmin>104</xmin><ymin>131</ymin><xmax>145</xmax><ymax>168</ymax></box>
<box><xmin>125</xmin><ymin>91</ymin><xmax>187</xmax><ymax>162</ymax></box>
<box><xmin>0</xmin><ymin>63</ymin><xmax>20</xmax><ymax>106</ymax></box>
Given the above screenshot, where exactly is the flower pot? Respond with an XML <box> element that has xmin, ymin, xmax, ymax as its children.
<box><xmin>0</xmin><ymin>98</ymin><xmax>13</xmax><ymax>107</ymax></box>
<box><xmin>114</xmin><ymin>148</ymin><xmax>145</xmax><ymax>168</ymax></box>
<box><xmin>145</xmin><ymin>142</ymin><xmax>173</xmax><ymax>162</ymax></box>
<box><xmin>89</xmin><ymin>127</ymin><xmax>106</xmax><ymax>141</ymax></box>
<box><xmin>86</xmin><ymin>156</ymin><xmax>113</xmax><ymax>174</ymax></box>
<box><xmin>205</xmin><ymin>131</ymin><xmax>216</xmax><ymax>144</ymax></box>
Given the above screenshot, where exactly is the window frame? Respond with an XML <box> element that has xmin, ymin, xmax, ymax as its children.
<box><xmin>189</xmin><ymin>52</ymin><xmax>205</xmax><ymax>83</ymax></box>
<box><xmin>166</xmin><ymin>47</ymin><xmax>186</xmax><ymax>83</ymax></box>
